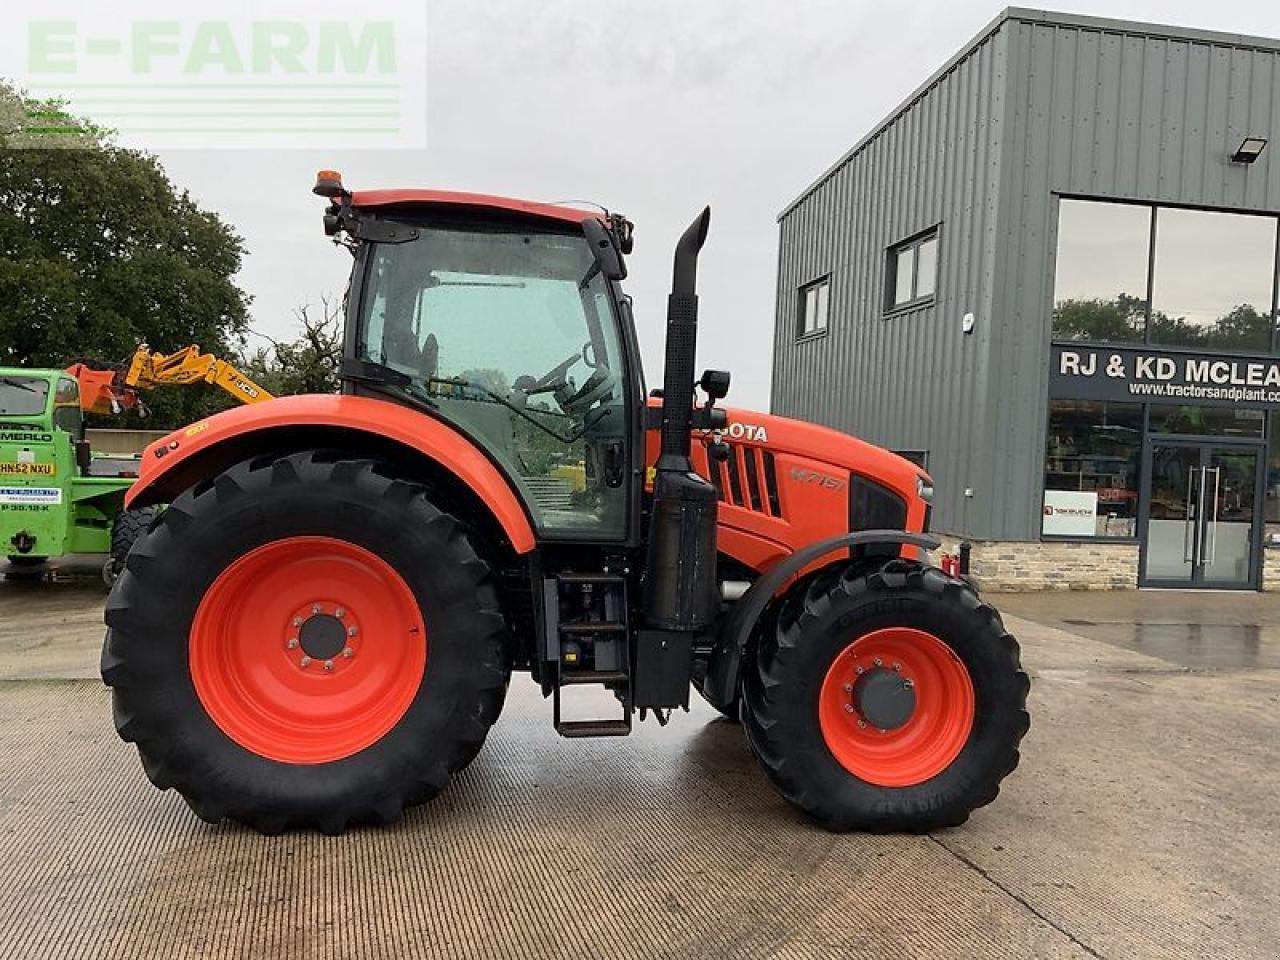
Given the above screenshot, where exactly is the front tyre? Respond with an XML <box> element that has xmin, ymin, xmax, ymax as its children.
<box><xmin>102</xmin><ymin>451</ymin><xmax>510</xmax><ymax>834</ymax></box>
<box><xmin>742</xmin><ymin>561</ymin><xmax>1029</xmax><ymax>832</ymax></box>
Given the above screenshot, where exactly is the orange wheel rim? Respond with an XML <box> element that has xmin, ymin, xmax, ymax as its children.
<box><xmin>189</xmin><ymin>537</ymin><xmax>426</xmax><ymax>764</ymax></box>
<box><xmin>818</xmin><ymin>627</ymin><xmax>974</xmax><ymax>787</ymax></box>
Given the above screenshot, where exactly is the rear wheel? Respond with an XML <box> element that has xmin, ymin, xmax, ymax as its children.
<box><xmin>102</xmin><ymin>451</ymin><xmax>510</xmax><ymax>834</ymax></box>
<box><xmin>104</xmin><ymin>506</ymin><xmax>161</xmax><ymax>586</ymax></box>
<box><xmin>743</xmin><ymin>561</ymin><xmax>1029</xmax><ymax>832</ymax></box>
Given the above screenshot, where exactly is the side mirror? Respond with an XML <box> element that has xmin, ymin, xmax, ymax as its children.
<box><xmin>582</xmin><ymin>218</ymin><xmax>627</xmax><ymax>281</ymax></box>
<box><xmin>699</xmin><ymin>369</ymin><xmax>731</xmax><ymax>401</ymax></box>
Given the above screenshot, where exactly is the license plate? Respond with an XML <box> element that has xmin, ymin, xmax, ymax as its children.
<box><xmin>0</xmin><ymin>462</ymin><xmax>55</xmax><ymax>476</ymax></box>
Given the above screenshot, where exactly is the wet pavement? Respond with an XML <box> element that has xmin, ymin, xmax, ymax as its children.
<box><xmin>1</xmin><ymin>571</ymin><xmax>1277</xmax><ymax>959</ymax></box>
<box><xmin>996</xmin><ymin>590</ymin><xmax>1280</xmax><ymax>670</ymax></box>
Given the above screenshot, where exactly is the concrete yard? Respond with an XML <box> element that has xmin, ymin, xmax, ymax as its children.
<box><xmin>0</xmin><ymin>569</ymin><xmax>1277</xmax><ymax>959</ymax></box>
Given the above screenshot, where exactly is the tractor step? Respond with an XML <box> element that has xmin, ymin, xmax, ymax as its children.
<box><xmin>555</xmin><ymin>719</ymin><xmax>632</xmax><ymax>738</ymax></box>
<box><xmin>559</xmin><ymin>670</ymin><xmax>630</xmax><ymax>686</ymax></box>
<box><xmin>546</xmin><ymin>571</ymin><xmax>634</xmax><ymax>738</ymax></box>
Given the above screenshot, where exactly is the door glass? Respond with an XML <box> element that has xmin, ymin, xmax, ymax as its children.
<box><xmin>359</xmin><ymin>224</ymin><xmax>628</xmax><ymax>539</ymax></box>
<box><xmin>1145</xmin><ymin>444</ymin><xmax>1199</xmax><ymax>583</ymax></box>
<box><xmin>1202</xmin><ymin>449</ymin><xmax>1258</xmax><ymax>584</ymax></box>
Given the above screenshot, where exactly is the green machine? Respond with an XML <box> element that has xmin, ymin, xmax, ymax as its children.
<box><xmin>0</xmin><ymin>367</ymin><xmax>155</xmax><ymax>583</ymax></box>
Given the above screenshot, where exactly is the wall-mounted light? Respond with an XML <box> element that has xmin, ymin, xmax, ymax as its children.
<box><xmin>1230</xmin><ymin>137</ymin><xmax>1268</xmax><ymax>164</ymax></box>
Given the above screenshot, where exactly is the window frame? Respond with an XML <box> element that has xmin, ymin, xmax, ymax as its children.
<box><xmin>1050</xmin><ymin>194</ymin><xmax>1280</xmax><ymax>355</ymax></box>
<box><xmin>796</xmin><ymin>275</ymin><xmax>831</xmax><ymax>340</ymax></box>
<box><xmin>885</xmin><ymin>227</ymin><xmax>940</xmax><ymax>314</ymax></box>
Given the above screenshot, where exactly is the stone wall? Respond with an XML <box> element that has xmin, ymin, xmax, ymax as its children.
<box><xmin>932</xmin><ymin>534</ymin><xmax>1139</xmax><ymax>592</ymax></box>
<box><xmin>1262</xmin><ymin>546</ymin><xmax>1280</xmax><ymax>592</ymax></box>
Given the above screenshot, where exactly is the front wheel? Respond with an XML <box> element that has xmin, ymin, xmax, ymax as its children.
<box><xmin>102</xmin><ymin>451</ymin><xmax>510</xmax><ymax>834</ymax></box>
<box><xmin>742</xmin><ymin>561</ymin><xmax>1029</xmax><ymax>832</ymax></box>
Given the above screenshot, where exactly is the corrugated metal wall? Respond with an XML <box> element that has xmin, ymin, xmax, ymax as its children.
<box><xmin>993</xmin><ymin>14</ymin><xmax>1280</xmax><ymax>540</ymax></box>
<box><xmin>774</xmin><ymin>9</ymin><xmax>1280</xmax><ymax>541</ymax></box>
<box><xmin>772</xmin><ymin>24</ymin><xmax>1010</xmax><ymax>540</ymax></box>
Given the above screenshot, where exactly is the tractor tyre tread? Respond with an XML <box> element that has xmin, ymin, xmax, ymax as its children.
<box><xmin>102</xmin><ymin>450</ymin><xmax>511</xmax><ymax>834</ymax></box>
<box><xmin>742</xmin><ymin>560</ymin><xmax>1029</xmax><ymax>832</ymax></box>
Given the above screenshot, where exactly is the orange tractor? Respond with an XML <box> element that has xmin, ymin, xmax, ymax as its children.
<box><xmin>103</xmin><ymin>173</ymin><xmax>1028</xmax><ymax>835</ymax></box>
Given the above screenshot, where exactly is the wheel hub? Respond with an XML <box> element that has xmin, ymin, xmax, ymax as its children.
<box><xmin>818</xmin><ymin>626</ymin><xmax>976</xmax><ymax>787</ymax></box>
<box><xmin>298</xmin><ymin>612</ymin><xmax>347</xmax><ymax>661</ymax></box>
<box><xmin>852</xmin><ymin>667</ymin><xmax>916</xmax><ymax>731</ymax></box>
<box><xmin>189</xmin><ymin>537</ymin><xmax>426</xmax><ymax>764</ymax></box>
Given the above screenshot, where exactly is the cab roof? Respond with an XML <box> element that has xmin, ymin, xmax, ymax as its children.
<box><xmin>349</xmin><ymin>189</ymin><xmax>603</xmax><ymax>226</ymax></box>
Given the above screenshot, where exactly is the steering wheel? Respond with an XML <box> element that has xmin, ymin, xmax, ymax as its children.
<box><xmin>556</xmin><ymin>366</ymin><xmax>617</xmax><ymax>417</ymax></box>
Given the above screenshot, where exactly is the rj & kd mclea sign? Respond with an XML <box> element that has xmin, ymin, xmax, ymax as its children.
<box><xmin>1049</xmin><ymin>344</ymin><xmax>1280</xmax><ymax>410</ymax></box>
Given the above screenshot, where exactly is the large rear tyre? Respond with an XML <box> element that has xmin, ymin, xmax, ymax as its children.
<box><xmin>102</xmin><ymin>451</ymin><xmax>510</xmax><ymax>834</ymax></box>
<box><xmin>104</xmin><ymin>506</ymin><xmax>162</xmax><ymax>586</ymax></box>
<box><xmin>742</xmin><ymin>561</ymin><xmax>1029</xmax><ymax>832</ymax></box>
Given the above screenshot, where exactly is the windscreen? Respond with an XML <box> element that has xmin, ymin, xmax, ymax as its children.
<box><xmin>358</xmin><ymin>223</ymin><xmax>628</xmax><ymax>539</ymax></box>
<box><xmin>0</xmin><ymin>376</ymin><xmax>50</xmax><ymax>416</ymax></box>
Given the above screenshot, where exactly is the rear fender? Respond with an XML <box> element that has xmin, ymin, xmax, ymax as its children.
<box><xmin>126</xmin><ymin>394</ymin><xmax>537</xmax><ymax>554</ymax></box>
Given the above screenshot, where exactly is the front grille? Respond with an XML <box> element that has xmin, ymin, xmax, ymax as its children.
<box><xmin>715</xmin><ymin>446</ymin><xmax>783</xmax><ymax>519</ymax></box>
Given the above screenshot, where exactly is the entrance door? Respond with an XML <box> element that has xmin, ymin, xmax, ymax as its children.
<box><xmin>1142</xmin><ymin>442</ymin><xmax>1261</xmax><ymax>588</ymax></box>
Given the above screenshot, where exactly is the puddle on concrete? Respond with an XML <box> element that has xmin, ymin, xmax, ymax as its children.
<box><xmin>1063</xmin><ymin>620</ymin><xmax>1271</xmax><ymax>670</ymax></box>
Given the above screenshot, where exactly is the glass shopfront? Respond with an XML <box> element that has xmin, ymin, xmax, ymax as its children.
<box><xmin>1045</xmin><ymin>197</ymin><xmax>1280</xmax><ymax>589</ymax></box>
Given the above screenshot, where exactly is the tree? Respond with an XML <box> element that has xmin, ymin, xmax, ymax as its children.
<box><xmin>1052</xmin><ymin>292</ymin><xmax>1146</xmax><ymax>342</ymax></box>
<box><xmin>0</xmin><ymin>82</ymin><xmax>251</xmax><ymax>429</ymax></box>
<box><xmin>241</xmin><ymin>297</ymin><xmax>343</xmax><ymax>397</ymax></box>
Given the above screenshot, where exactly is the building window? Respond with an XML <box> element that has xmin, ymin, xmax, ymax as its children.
<box><xmin>1053</xmin><ymin>199</ymin><xmax>1150</xmax><ymax>343</ymax></box>
<box><xmin>1043</xmin><ymin>399</ymin><xmax>1142</xmax><ymax>538</ymax></box>
<box><xmin>1052</xmin><ymin>198</ymin><xmax>1280</xmax><ymax>351</ymax></box>
<box><xmin>887</xmin><ymin>230</ymin><xmax>938</xmax><ymax>311</ymax></box>
<box><xmin>798</xmin><ymin>277</ymin><xmax>829</xmax><ymax>337</ymax></box>
<box><xmin>1149</xmin><ymin>208</ymin><xmax>1277</xmax><ymax>353</ymax></box>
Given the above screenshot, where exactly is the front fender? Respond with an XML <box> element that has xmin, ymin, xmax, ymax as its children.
<box><xmin>702</xmin><ymin>530</ymin><xmax>941</xmax><ymax>711</ymax></box>
<box><xmin>126</xmin><ymin>394</ymin><xmax>537</xmax><ymax>554</ymax></box>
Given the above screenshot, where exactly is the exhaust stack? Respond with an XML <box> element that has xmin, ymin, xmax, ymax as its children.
<box><xmin>642</xmin><ymin>207</ymin><xmax>719</xmax><ymax>632</ymax></box>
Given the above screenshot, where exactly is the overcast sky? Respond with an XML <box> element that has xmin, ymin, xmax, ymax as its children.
<box><xmin>148</xmin><ymin>0</ymin><xmax>1280</xmax><ymax>411</ymax></box>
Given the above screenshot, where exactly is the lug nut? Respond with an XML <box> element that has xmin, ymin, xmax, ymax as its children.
<box><xmin>844</xmin><ymin>703</ymin><xmax>855</xmax><ymax>713</ymax></box>
<box><xmin>292</xmin><ymin>617</ymin><xmax>303</xmax><ymax>627</ymax></box>
<box><xmin>843</xmin><ymin>682</ymin><xmax>853</xmax><ymax>693</ymax></box>
<box><xmin>347</xmin><ymin>626</ymin><xmax>358</xmax><ymax>637</ymax></box>
<box><xmin>324</xmin><ymin>659</ymin><xmax>334</xmax><ymax>671</ymax></box>
<box><xmin>873</xmin><ymin>657</ymin><xmax>883</xmax><ymax>667</ymax></box>
<box><xmin>342</xmin><ymin>647</ymin><xmax>354</xmax><ymax>658</ymax></box>
<box><xmin>893</xmin><ymin>662</ymin><xmax>902</xmax><ymax>672</ymax></box>
<box><xmin>311</xmin><ymin>604</ymin><xmax>321</xmax><ymax>615</ymax></box>
<box><xmin>287</xmin><ymin>638</ymin><xmax>299</xmax><ymax>650</ymax></box>
<box><xmin>857</xmin><ymin>719</ymin><xmax>867</xmax><ymax>729</ymax></box>
<box><xmin>335</xmin><ymin>608</ymin><xmax>345</xmax><ymax>619</ymax></box>
<box><xmin>903</xmin><ymin>678</ymin><xmax>915</xmax><ymax>690</ymax></box>
<box><xmin>300</xmin><ymin>655</ymin><xmax>312</xmax><ymax>667</ymax></box>
<box><xmin>855</xmin><ymin>665</ymin><xmax>864</xmax><ymax>675</ymax></box>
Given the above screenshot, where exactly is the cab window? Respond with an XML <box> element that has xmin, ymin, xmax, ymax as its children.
<box><xmin>0</xmin><ymin>376</ymin><xmax>50</xmax><ymax>417</ymax></box>
<box><xmin>53</xmin><ymin>378</ymin><xmax>84</xmax><ymax>438</ymax></box>
<box><xmin>359</xmin><ymin>223</ymin><xmax>628</xmax><ymax>540</ymax></box>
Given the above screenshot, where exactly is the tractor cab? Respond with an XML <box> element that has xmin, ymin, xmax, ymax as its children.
<box><xmin>337</xmin><ymin>194</ymin><xmax>637</xmax><ymax>542</ymax></box>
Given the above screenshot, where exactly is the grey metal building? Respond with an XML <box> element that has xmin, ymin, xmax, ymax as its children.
<box><xmin>772</xmin><ymin>7</ymin><xmax>1280</xmax><ymax>590</ymax></box>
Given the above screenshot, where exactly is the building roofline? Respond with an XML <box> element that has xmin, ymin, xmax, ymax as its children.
<box><xmin>777</xmin><ymin>6</ymin><xmax>1280</xmax><ymax>221</ymax></box>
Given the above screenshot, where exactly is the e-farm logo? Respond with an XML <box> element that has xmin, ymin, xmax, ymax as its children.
<box><xmin>7</xmin><ymin>1</ymin><xmax>426</xmax><ymax>149</ymax></box>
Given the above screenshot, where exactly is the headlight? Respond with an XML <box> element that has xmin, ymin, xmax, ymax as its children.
<box><xmin>916</xmin><ymin>476</ymin><xmax>935</xmax><ymax>504</ymax></box>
